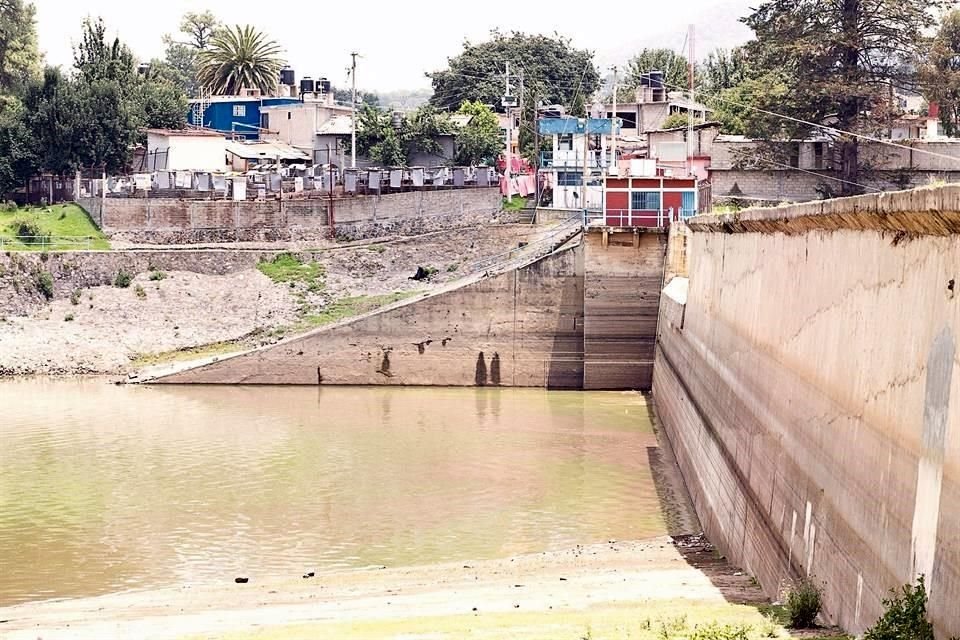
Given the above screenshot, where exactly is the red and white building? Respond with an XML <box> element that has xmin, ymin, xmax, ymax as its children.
<box><xmin>600</xmin><ymin>172</ymin><xmax>698</xmax><ymax>229</ymax></box>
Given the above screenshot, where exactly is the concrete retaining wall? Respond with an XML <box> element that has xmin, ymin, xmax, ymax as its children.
<box><xmin>155</xmin><ymin>243</ymin><xmax>586</xmax><ymax>387</ymax></box>
<box><xmin>80</xmin><ymin>188</ymin><xmax>502</xmax><ymax>243</ymax></box>
<box><xmin>653</xmin><ymin>184</ymin><xmax>960</xmax><ymax>637</ymax></box>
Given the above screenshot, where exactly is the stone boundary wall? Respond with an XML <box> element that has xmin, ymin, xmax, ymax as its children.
<box><xmin>711</xmin><ymin>169</ymin><xmax>960</xmax><ymax>204</ymax></box>
<box><xmin>78</xmin><ymin>188</ymin><xmax>502</xmax><ymax>244</ymax></box>
<box><xmin>654</xmin><ymin>184</ymin><xmax>960</xmax><ymax>637</ymax></box>
<box><xmin>154</xmin><ymin>243</ymin><xmax>587</xmax><ymax>388</ymax></box>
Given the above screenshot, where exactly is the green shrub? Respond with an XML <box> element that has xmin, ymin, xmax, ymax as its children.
<box><xmin>36</xmin><ymin>271</ymin><xmax>54</xmax><ymax>300</ymax></box>
<box><xmin>69</xmin><ymin>289</ymin><xmax>81</xmax><ymax>305</ymax></box>
<box><xmin>447</xmin><ymin>262</ymin><xmax>459</xmax><ymax>272</ymax></box>
<box><xmin>11</xmin><ymin>218</ymin><xmax>50</xmax><ymax>246</ymax></box>
<box><xmin>149</xmin><ymin>270</ymin><xmax>167</xmax><ymax>281</ymax></box>
<box><xmin>134</xmin><ymin>284</ymin><xmax>146</xmax><ymax>299</ymax></box>
<box><xmin>863</xmin><ymin>576</ymin><xmax>934</xmax><ymax>640</ymax></box>
<box><xmin>689</xmin><ymin>622</ymin><xmax>752</xmax><ymax>640</ymax></box>
<box><xmin>64</xmin><ymin>313</ymin><xmax>74</xmax><ymax>322</ymax></box>
<box><xmin>114</xmin><ymin>269</ymin><xmax>132</xmax><ymax>288</ymax></box>
<box><xmin>784</xmin><ymin>577</ymin><xmax>822</xmax><ymax>628</ymax></box>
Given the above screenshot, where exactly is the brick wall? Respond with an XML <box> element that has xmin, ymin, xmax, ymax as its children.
<box><xmin>86</xmin><ymin>188</ymin><xmax>501</xmax><ymax>243</ymax></box>
<box><xmin>712</xmin><ymin>169</ymin><xmax>960</xmax><ymax>203</ymax></box>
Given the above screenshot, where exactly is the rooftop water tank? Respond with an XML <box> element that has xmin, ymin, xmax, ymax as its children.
<box><xmin>319</xmin><ymin>77</ymin><xmax>331</xmax><ymax>94</ymax></box>
<box><xmin>280</xmin><ymin>67</ymin><xmax>295</xmax><ymax>87</ymax></box>
<box><xmin>300</xmin><ymin>77</ymin><xmax>316</xmax><ymax>96</ymax></box>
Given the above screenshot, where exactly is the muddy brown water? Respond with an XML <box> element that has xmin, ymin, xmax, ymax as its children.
<box><xmin>0</xmin><ymin>378</ymin><xmax>688</xmax><ymax>606</ymax></box>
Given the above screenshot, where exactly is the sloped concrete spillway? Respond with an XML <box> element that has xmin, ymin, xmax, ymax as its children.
<box><xmin>151</xmin><ymin>226</ymin><xmax>668</xmax><ymax>389</ymax></box>
<box><xmin>653</xmin><ymin>186</ymin><xmax>960</xmax><ymax>638</ymax></box>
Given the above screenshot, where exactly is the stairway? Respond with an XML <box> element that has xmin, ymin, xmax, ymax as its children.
<box><xmin>516</xmin><ymin>208</ymin><xmax>536</xmax><ymax>224</ymax></box>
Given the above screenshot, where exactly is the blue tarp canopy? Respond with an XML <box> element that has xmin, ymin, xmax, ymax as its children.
<box><xmin>538</xmin><ymin>117</ymin><xmax>618</xmax><ymax>135</ymax></box>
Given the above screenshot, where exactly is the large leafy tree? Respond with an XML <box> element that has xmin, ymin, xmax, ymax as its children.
<box><xmin>922</xmin><ymin>9</ymin><xmax>960</xmax><ymax>137</ymax></box>
<box><xmin>697</xmin><ymin>47</ymin><xmax>748</xmax><ymax>97</ymax></box>
<box><xmin>0</xmin><ymin>0</ymin><xmax>40</xmax><ymax>94</ymax></box>
<box><xmin>0</xmin><ymin>95</ymin><xmax>37</xmax><ymax>194</ymax></box>
<box><xmin>454</xmin><ymin>100</ymin><xmax>502</xmax><ymax>166</ymax></box>
<box><xmin>739</xmin><ymin>0</ymin><xmax>945</xmax><ymax>194</ymax></box>
<box><xmin>429</xmin><ymin>31</ymin><xmax>599</xmax><ymax>114</ymax></box>
<box><xmin>197</xmin><ymin>25</ymin><xmax>283</xmax><ymax>95</ymax></box>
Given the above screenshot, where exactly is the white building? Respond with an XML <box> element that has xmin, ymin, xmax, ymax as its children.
<box><xmin>145</xmin><ymin>129</ymin><xmax>226</xmax><ymax>172</ymax></box>
<box><xmin>260</xmin><ymin>98</ymin><xmax>354</xmax><ymax>165</ymax></box>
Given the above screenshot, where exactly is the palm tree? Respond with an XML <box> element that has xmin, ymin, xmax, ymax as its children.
<box><xmin>196</xmin><ymin>25</ymin><xmax>283</xmax><ymax>95</ymax></box>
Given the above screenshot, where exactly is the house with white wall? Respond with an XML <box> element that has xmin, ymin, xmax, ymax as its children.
<box><xmin>145</xmin><ymin>129</ymin><xmax>226</xmax><ymax>172</ymax></box>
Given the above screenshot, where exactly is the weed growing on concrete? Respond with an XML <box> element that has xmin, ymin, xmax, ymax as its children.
<box><xmin>689</xmin><ymin>622</ymin><xmax>753</xmax><ymax>640</ymax></box>
<box><xmin>64</xmin><ymin>313</ymin><xmax>74</xmax><ymax>322</ymax></box>
<box><xmin>36</xmin><ymin>270</ymin><xmax>53</xmax><ymax>300</ymax></box>
<box><xmin>863</xmin><ymin>576</ymin><xmax>934</xmax><ymax>640</ymax></box>
<box><xmin>149</xmin><ymin>270</ymin><xmax>167</xmax><ymax>281</ymax></box>
<box><xmin>367</xmin><ymin>244</ymin><xmax>386</xmax><ymax>253</ymax></box>
<box><xmin>69</xmin><ymin>289</ymin><xmax>81</xmax><ymax>305</ymax></box>
<box><xmin>135</xmin><ymin>285</ymin><xmax>146</xmax><ymax>299</ymax></box>
<box><xmin>784</xmin><ymin>577</ymin><xmax>822</xmax><ymax>628</ymax></box>
<box><xmin>447</xmin><ymin>262</ymin><xmax>459</xmax><ymax>272</ymax></box>
<box><xmin>114</xmin><ymin>270</ymin><xmax>132</xmax><ymax>288</ymax></box>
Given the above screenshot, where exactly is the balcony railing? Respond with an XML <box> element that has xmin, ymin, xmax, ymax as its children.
<box><xmin>591</xmin><ymin>208</ymin><xmax>696</xmax><ymax>228</ymax></box>
<box><xmin>540</xmin><ymin>151</ymin><xmax>606</xmax><ymax>170</ymax></box>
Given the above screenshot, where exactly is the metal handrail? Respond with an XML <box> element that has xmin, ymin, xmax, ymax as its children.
<box><xmin>467</xmin><ymin>215</ymin><xmax>582</xmax><ymax>274</ymax></box>
<box><xmin>0</xmin><ymin>235</ymin><xmax>94</xmax><ymax>250</ymax></box>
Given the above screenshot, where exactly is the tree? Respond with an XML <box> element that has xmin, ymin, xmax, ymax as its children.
<box><xmin>22</xmin><ymin>67</ymin><xmax>84</xmax><ymax>175</ymax></box>
<box><xmin>661</xmin><ymin>113</ymin><xmax>694</xmax><ymax>130</ymax></box>
<box><xmin>922</xmin><ymin>10</ymin><xmax>960</xmax><ymax>136</ymax></box>
<box><xmin>355</xmin><ymin>104</ymin><xmax>454</xmax><ymax>166</ymax></box>
<box><xmin>429</xmin><ymin>31</ymin><xmax>599</xmax><ymax>114</ymax></box>
<box><xmin>0</xmin><ymin>96</ymin><xmax>37</xmax><ymax>194</ymax></box>
<box><xmin>160</xmin><ymin>10</ymin><xmax>220</xmax><ymax>97</ymax></box>
<box><xmin>697</xmin><ymin>47</ymin><xmax>748</xmax><ymax>97</ymax></box>
<box><xmin>180</xmin><ymin>11</ymin><xmax>219</xmax><ymax>49</ymax></box>
<box><xmin>739</xmin><ymin>0</ymin><xmax>946</xmax><ymax>194</ymax></box>
<box><xmin>454</xmin><ymin>100</ymin><xmax>502</xmax><ymax>165</ymax></box>
<box><xmin>0</xmin><ymin>0</ymin><xmax>40</xmax><ymax>94</ymax></box>
<box><xmin>197</xmin><ymin>25</ymin><xmax>283</xmax><ymax>95</ymax></box>
<box><xmin>73</xmin><ymin>17</ymin><xmax>136</xmax><ymax>86</ymax></box>
<box><xmin>621</xmin><ymin>48</ymin><xmax>688</xmax><ymax>100</ymax></box>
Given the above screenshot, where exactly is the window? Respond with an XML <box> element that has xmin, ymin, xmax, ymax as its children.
<box><xmin>814</xmin><ymin>142</ymin><xmax>826</xmax><ymax>169</ymax></box>
<box><xmin>788</xmin><ymin>142</ymin><xmax>800</xmax><ymax>168</ymax></box>
<box><xmin>287</xmin><ymin>112</ymin><xmax>292</xmax><ymax>120</ymax></box>
<box><xmin>558</xmin><ymin>133</ymin><xmax>573</xmax><ymax>151</ymax></box>
<box><xmin>233</xmin><ymin>104</ymin><xmax>246</xmax><ymax>117</ymax></box>
<box><xmin>556</xmin><ymin>172</ymin><xmax>581</xmax><ymax>186</ymax></box>
<box><xmin>631</xmin><ymin>191</ymin><xmax>660</xmax><ymax>210</ymax></box>
<box><xmin>616</xmin><ymin>111</ymin><xmax>637</xmax><ymax>129</ymax></box>
<box><xmin>681</xmin><ymin>191</ymin><xmax>696</xmax><ymax>218</ymax></box>
<box><xmin>260</xmin><ymin>113</ymin><xmax>269</xmax><ymax>129</ymax></box>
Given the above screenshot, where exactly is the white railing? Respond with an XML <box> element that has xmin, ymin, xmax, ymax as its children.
<box><xmin>0</xmin><ymin>236</ymin><xmax>95</xmax><ymax>250</ymax></box>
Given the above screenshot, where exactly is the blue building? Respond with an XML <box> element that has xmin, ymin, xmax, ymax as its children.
<box><xmin>187</xmin><ymin>96</ymin><xmax>301</xmax><ymax>140</ymax></box>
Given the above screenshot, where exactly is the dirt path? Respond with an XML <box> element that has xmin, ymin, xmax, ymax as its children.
<box><xmin>0</xmin><ymin>536</ymin><xmax>773</xmax><ymax>640</ymax></box>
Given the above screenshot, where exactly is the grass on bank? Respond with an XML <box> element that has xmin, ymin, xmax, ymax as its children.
<box><xmin>0</xmin><ymin>203</ymin><xmax>109</xmax><ymax>250</ymax></box>
<box><xmin>256</xmin><ymin>253</ymin><xmax>325</xmax><ymax>289</ymax></box>
<box><xmin>300</xmin><ymin>291</ymin><xmax>419</xmax><ymax>328</ymax></box>
<box><xmin>502</xmin><ymin>196</ymin><xmax>529</xmax><ymax>212</ymax></box>
<box><xmin>131</xmin><ymin>340</ymin><xmax>248</xmax><ymax>368</ymax></box>
<box><xmin>179</xmin><ymin>600</ymin><xmax>849</xmax><ymax>640</ymax></box>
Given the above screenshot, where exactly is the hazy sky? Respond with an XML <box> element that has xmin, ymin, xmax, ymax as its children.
<box><xmin>34</xmin><ymin>0</ymin><xmax>754</xmax><ymax>92</ymax></box>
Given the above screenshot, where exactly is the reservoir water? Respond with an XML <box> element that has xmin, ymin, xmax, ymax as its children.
<box><xmin>0</xmin><ymin>378</ymin><xmax>681</xmax><ymax>606</ymax></box>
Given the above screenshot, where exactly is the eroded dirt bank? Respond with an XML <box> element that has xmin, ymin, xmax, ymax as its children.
<box><xmin>0</xmin><ymin>225</ymin><xmax>546</xmax><ymax>376</ymax></box>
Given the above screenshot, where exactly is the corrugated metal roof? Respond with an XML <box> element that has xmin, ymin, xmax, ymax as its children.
<box><xmin>225</xmin><ymin>140</ymin><xmax>310</xmax><ymax>161</ymax></box>
<box><xmin>316</xmin><ymin>115</ymin><xmax>353</xmax><ymax>135</ymax></box>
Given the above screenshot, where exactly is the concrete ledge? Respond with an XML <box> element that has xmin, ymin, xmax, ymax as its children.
<box><xmin>688</xmin><ymin>184</ymin><xmax>960</xmax><ymax>236</ymax></box>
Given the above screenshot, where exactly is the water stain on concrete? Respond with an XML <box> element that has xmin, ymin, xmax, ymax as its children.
<box><xmin>475</xmin><ymin>352</ymin><xmax>487</xmax><ymax>386</ymax></box>
<box><xmin>490</xmin><ymin>353</ymin><xmax>501</xmax><ymax>385</ymax></box>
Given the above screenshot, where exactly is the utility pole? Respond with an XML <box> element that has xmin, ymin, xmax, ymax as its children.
<box><xmin>687</xmin><ymin>24</ymin><xmax>695</xmax><ymax>183</ymax></box>
<box><xmin>582</xmin><ymin>116</ymin><xmax>589</xmax><ymax>216</ymax></box>
<box><xmin>504</xmin><ymin>61</ymin><xmax>512</xmax><ymax>204</ymax></box>
<box><xmin>350</xmin><ymin>52</ymin><xmax>358</xmax><ymax>168</ymax></box>
<box><xmin>610</xmin><ymin>65</ymin><xmax>618</xmax><ymax>176</ymax></box>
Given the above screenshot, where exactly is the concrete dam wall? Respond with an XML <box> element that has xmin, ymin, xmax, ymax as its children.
<box><xmin>653</xmin><ymin>186</ymin><xmax>960</xmax><ymax>637</ymax></box>
<box><xmin>154</xmin><ymin>230</ymin><xmax>668</xmax><ymax>389</ymax></box>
